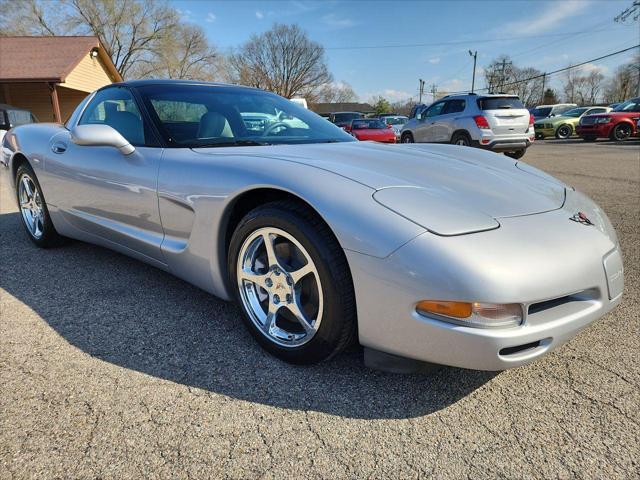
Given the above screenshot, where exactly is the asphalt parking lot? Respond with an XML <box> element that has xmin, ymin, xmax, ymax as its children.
<box><xmin>1</xmin><ymin>139</ymin><xmax>638</xmax><ymax>479</ymax></box>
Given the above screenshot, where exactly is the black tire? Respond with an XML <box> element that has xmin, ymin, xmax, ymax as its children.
<box><xmin>450</xmin><ymin>131</ymin><xmax>471</xmax><ymax>146</ymax></box>
<box><xmin>227</xmin><ymin>200</ymin><xmax>357</xmax><ymax>364</ymax></box>
<box><xmin>582</xmin><ymin>135</ymin><xmax>597</xmax><ymax>142</ymax></box>
<box><xmin>610</xmin><ymin>123</ymin><xmax>632</xmax><ymax>141</ymax></box>
<box><xmin>504</xmin><ymin>149</ymin><xmax>526</xmax><ymax>160</ymax></box>
<box><xmin>15</xmin><ymin>163</ymin><xmax>64</xmax><ymax>248</ymax></box>
<box><xmin>401</xmin><ymin>132</ymin><xmax>414</xmax><ymax>143</ymax></box>
<box><xmin>555</xmin><ymin>124</ymin><xmax>572</xmax><ymax>139</ymax></box>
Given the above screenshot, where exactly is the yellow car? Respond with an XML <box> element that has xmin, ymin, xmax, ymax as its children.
<box><xmin>534</xmin><ymin>106</ymin><xmax>611</xmax><ymax>139</ymax></box>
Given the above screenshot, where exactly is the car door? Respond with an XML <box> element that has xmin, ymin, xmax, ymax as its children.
<box><xmin>432</xmin><ymin>99</ymin><xmax>466</xmax><ymax>142</ymax></box>
<box><xmin>414</xmin><ymin>101</ymin><xmax>445</xmax><ymax>142</ymax></box>
<box><xmin>43</xmin><ymin>86</ymin><xmax>165</xmax><ymax>263</ymax></box>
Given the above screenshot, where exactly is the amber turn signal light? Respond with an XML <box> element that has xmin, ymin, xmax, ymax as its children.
<box><xmin>416</xmin><ymin>300</ymin><xmax>472</xmax><ymax>319</ymax></box>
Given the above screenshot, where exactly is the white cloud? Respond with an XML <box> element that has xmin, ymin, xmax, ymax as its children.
<box><xmin>428</xmin><ymin>57</ymin><xmax>441</xmax><ymax>65</ymax></box>
<box><xmin>321</xmin><ymin>13</ymin><xmax>356</xmax><ymax>29</ymax></box>
<box><xmin>206</xmin><ymin>12</ymin><xmax>217</xmax><ymax>23</ymax></box>
<box><xmin>364</xmin><ymin>89</ymin><xmax>413</xmax><ymax>103</ymax></box>
<box><xmin>176</xmin><ymin>8</ymin><xmax>192</xmax><ymax>21</ymax></box>
<box><xmin>500</xmin><ymin>0</ymin><xmax>590</xmax><ymax>36</ymax></box>
<box><xmin>255</xmin><ymin>10</ymin><xmax>264</xmax><ymax>19</ymax></box>
<box><xmin>577</xmin><ymin>63</ymin><xmax>608</xmax><ymax>75</ymax></box>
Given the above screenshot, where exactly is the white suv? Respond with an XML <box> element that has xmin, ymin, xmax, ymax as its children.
<box><xmin>400</xmin><ymin>94</ymin><xmax>535</xmax><ymax>159</ymax></box>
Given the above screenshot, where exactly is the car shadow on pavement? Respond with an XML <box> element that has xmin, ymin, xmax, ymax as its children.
<box><xmin>0</xmin><ymin>212</ymin><xmax>496</xmax><ymax>420</ymax></box>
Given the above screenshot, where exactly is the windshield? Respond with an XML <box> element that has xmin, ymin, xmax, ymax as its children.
<box><xmin>137</xmin><ymin>84</ymin><xmax>355</xmax><ymax>147</ymax></box>
<box><xmin>561</xmin><ymin>107</ymin><xmax>589</xmax><ymax>117</ymax></box>
<box><xmin>613</xmin><ymin>98</ymin><xmax>640</xmax><ymax>112</ymax></box>
<box><xmin>333</xmin><ymin>112</ymin><xmax>362</xmax><ymax>123</ymax></box>
<box><xmin>352</xmin><ymin>119</ymin><xmax>386</xmax><ymax>129</ymax></box>
<box><xmin>531</xmin><ymin>107</ymin><xmax>552</xmax><ymax>117</ymax></box>
<box><xmin>383</xmin><ymin>116</ymin><xmax>408</xmax><ymax>125</ymax></box>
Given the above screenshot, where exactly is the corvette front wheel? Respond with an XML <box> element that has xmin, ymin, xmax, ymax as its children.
<box><xmin>228</xmin><ymin>200</ymin><xmax>356</xmax><ymax>364</ymax></box>
<box><xmin>15</xmin><ymin>163</ymin><xmax>64</xmax><ymax>248</ymax></box>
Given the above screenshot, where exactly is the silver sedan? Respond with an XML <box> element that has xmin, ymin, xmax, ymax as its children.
<box><xmin>1</xmin><ymin>80</ymin><xmax>624</xmax><ymax>370</ymax></box>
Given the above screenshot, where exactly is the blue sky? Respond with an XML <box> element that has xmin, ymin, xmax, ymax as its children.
<box><xmin>173</xmin><ymin>0</ymin><xmax>639</xmax><ymax>102</ymax></box>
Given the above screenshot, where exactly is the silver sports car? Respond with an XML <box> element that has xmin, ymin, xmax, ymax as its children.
<box><xmin>1</xmin><ymin>80</ymin><xmax>624</xmax><ymax>371</ymax></box>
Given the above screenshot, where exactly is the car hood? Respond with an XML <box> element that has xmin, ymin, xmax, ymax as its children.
<box><xmin>196</xmin><ymin>142</ymin><xmax>566</xmax><ymax>219</ymax></box>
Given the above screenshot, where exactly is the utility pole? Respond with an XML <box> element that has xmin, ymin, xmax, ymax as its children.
<box><xmin>418</xmin><ymin>79</ymin><xmax>425</xmax><ymax>103</ymax></box>
<box><xmin>498</xmin><ymin>59</ymin><xmax>512</xmax><ymax>93</ymax></box>
<box><xmin>430</xmin><ymin>83</ymin><xmax>437</xmax><ymax>102</ymax></box>
<box><xmin>468</xmin><ymin>50</ymin><xmax>477</xmax><ymax>93</ymax></box>
<box><xmin>540</xmin><ymin>73</ymin><xmax>546</xmax><ymax>104</ymax></box>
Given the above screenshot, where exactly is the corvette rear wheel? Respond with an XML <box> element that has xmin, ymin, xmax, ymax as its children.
<box><xmin>15</xmin><ymin>163</ymin><xmax>63</xmax><ymax>248</ymax></box>
<box><xmin>555</xmin><ymin>124</ymin><xmax>572</xmax><ymax>139</ymax></box>
<box><xmin>228</xmin><ymin>201</ymin><xmax>356</xmax><ymax>364</ymax></box>
<box><xmin>611</xmin><ymin>123</ymin><xmax>632</xmax><ymax>141</ymax></box>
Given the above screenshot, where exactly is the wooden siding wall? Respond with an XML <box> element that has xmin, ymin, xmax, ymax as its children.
<box><xmin>0</xmin><ymin>83</ymin><xmax>89</xmax><ymax>123</ymax></box>
<box><xmin>0</xmin><ymin>83</ymin><xmax>56</xmax><ymax>122</ymax></box>
<box><xmin>61</xmin><ymin>55</ymin><xmax>115</xmax><ymax>93</ymax></box>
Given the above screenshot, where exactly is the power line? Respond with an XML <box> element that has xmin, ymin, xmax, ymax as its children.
<box><xmin>323</xmin><ymin>27</ymin><xmax>613</xmax><ymax>51</ymax></box>
<box><xmin>446</xmin><ymin>44</ymin><xmax>640</xmax><ymax>95</ymax></box>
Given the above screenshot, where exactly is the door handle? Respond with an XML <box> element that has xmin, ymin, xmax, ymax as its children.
<box><xmin>51</xmin><ymin>141</ymin><xmax>67</xmax><ymax>154</ymax></box>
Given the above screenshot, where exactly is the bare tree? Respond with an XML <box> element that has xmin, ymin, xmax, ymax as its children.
<box><xmin>0</xmin><ymin>0</ymin><xmax>220</xmax><ymax>81</ymax></box>
<box><xmin>316</xmin><ymin>82</ymin><xmax>358</xmax><ymax>103</ymax></box>
<box><xmin>563</xmin><ymin>67</ymin><xmax>605</xmax><ymax>104</ymax></box>
<box><xmin>603</xmin><ymin>55</ymin><xmax>640</xmax><ymax>102</ymax></box>
<box><xmin>132</xmin><ymin>24</ymin><xmax>219</xmax><ymax>80</ymax></box>
<box><xmin>228</xmin><ymin>24</ymin><xmax>332</xmax><ymax>98</ymax></box>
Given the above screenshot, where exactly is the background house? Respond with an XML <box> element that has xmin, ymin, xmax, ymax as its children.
<box><xmin>0</xmin><ymin>36</ymin><xmax>122</xmax><ymax>123</ymax></box>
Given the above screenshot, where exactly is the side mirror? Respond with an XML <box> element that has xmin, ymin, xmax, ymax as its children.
<box><xmin>416</xmin><ymin>113</ymin><xmax>422</xmax><ymax>120</ymax></box>
<box><xmin>71</xmin><ymin>124</ymin><xmax>135</xmax><ymax>155</ymax></box>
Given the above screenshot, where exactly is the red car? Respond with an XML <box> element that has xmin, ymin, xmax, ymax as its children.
<box><xmin>576</xmin><ymin>97</ymin><xmax>640</xmax><ymax>141</ymax></box>
<box><xmin>345</xmin><ymin>118</ymin><xmax>396</xmax><ymax>143</ymax></box>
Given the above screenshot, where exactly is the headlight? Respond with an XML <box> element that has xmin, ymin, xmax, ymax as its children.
<box><xmin>594</xmin><ymin>117</ymin><xmax>611</xmax><ymax>124</ymax></box>
<box><xmin>416</xmin><ymin>300</ymin><xmax>523</xmax><ymax>328</ymax></box>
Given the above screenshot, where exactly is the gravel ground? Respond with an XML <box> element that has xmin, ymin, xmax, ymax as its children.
<box><xmin>1</xmin><ymin>139</ymin><xmax>639</xmax><ymax>479</ymax></box>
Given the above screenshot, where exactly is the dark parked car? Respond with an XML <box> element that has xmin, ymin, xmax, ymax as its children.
<box><xmin>0</xmin><ymin>104</ymin><xmax>37</xmax><ymax>143</ymax></box>
<box><xmin>328</xmin><ymin>111</ymin><xmax>363</xmax><ymax>128</ymax></box>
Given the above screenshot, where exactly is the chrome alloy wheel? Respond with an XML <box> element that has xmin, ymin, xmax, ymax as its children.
<box><xmin>18</xmin><ymin>174</ymin><xmax>44</xmax><ymax>240</ymax></box>
<box><xmin>236</xmin><ymin>227</ymin><xmax>323</xmax><ymax>347</ymax></box>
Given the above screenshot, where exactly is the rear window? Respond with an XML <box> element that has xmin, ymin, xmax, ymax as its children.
<box><xmin>352</xmin><ymin>119</ymin><xmax>386</xmax><ymax>129</ymax></box>
<box><xmin>333</xmin><ymin>112</ymin><xmax>362</xmax><ymax>122</ymax></box>
<box><xmin>478</xmin><ymin>97</ymin><xmax>525</xmax><ymax>110</ymax></box>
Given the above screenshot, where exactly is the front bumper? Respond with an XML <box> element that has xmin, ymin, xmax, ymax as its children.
<box><xmin>347</xmin><ymin>191</ymin><xmax>623</xmax><ymax>370</ymax></box>
<box><xmin>576</xmin><ymin>123</ymin><xmax>612</xmax><ymax>138</ymax></box>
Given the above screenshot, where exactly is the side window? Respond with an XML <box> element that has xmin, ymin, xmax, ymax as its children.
<box><xmin>79</xmin><ymin>88</ymin><xmax>146</xmax><ymax>146</ymax></box>
<box><xmin>149</xmin><ymin>99</ymin><xmax>233</xmax><ymax>141</ymax></box>
<box><xmin>443</xmin><ymin>100</ymin><xmax>465</xmax><ymax>114</ymax></box>
<box><xmin>587</xmin><ymin>108</ymin><xmax>606</xmax><ymax>115</ymax></box>
<box><xmin>425</xmin><ymin>102</ymin><xmax>445</xmax><ymax>118</ymax></box>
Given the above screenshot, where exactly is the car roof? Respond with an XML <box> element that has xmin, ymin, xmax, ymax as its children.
<box><xmin>103</xmin><ymin>79</ymin><xmax>264</xmax><ymax>93</ymax></box>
